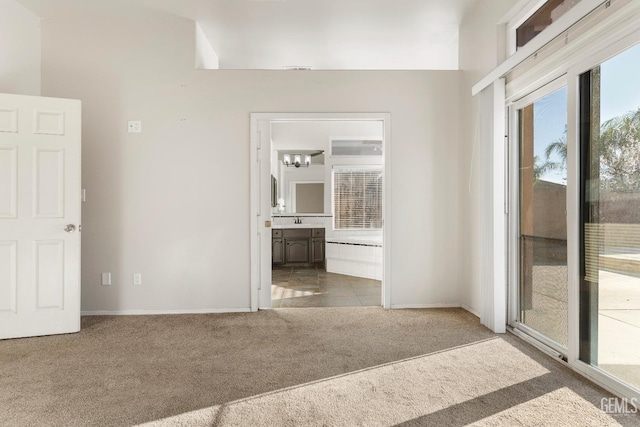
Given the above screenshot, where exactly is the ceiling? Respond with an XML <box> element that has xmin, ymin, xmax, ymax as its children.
<box><xmin>16</xmin><ymin>0</ymin><xmax>482</xmax><ymax>70</ymax></box>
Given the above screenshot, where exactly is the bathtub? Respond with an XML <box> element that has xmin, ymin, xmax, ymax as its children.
<box><xmin>325</xmin><ymin>236</ymin><xmax>382</xmax><ymax>280</ymax></box>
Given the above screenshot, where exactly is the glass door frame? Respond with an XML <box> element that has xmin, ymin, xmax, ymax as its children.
<box><xmin>507</xmin><ymin>75</ymin><xmax>570</xmax><ymax>357</ymax></box>
<box><xmin>507</xmin><ymin>28</ymin><xmax>640</xmax><ymax>403</ymax></box>
<box><xmin>565</xmin><ymin>32</ymin><xmax>640</xmax><ymax>403</ymax></box>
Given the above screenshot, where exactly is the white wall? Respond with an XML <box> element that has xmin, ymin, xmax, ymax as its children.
<box><xmin>40</xmin><ymin>18</ymin><xmax>462</xmax><ymax>312</ymax></box>
<box><xmin>0</xmin><ymin>0</ymin><xmax>41</xmax><ymax>95</ymax></box>
<box><xmin>458</xmin><ymin>0</ymin><xmax>515</xmax><ymax>316</ymax></box>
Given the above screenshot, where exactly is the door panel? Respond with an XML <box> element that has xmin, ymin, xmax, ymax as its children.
<box><xmin>272</xmin><ymin>239</ymin><xmax>284</xmax><ymax>264</ymax></box>
<box><xmin>311</xmin><ymin>238</ymin><xmax>324</xmax><ymax>263</ymax></box>
<box><xmin>35</xmin><ymin>240</ymin><xmax>65</xmax><ymax>310</ymax></box>
<box><xmin>0</xmin><ymin>241</ymin><xmax>17</xmax><ymax>313</ymax></box>
<box><xmin>286</xmin><ymin>239</ymin><xmax>309</xmax><ymax>263</ymax></box>
<box><xmin>580</xmin><ymin>43</ymin><xmax>640</xmax><ymax>390</ymax></box>
<box><xmin>516</xmin><ymin>85</ymin><xmax>569</xmax><ymax>349</ymax></box>
<box><xmin>0</xmin><ymin>146</ymin><xmax>17</xmax><ymax>217</ymax></box>
<box><xmin>34</xmin><ymin>148</ymin><xmax>65</xmax><ymax>218</ymax></box>
<box><xmin>0</xmin><ymin>93</ymin><xmax>81</xmax><ymax>340</ymax></box>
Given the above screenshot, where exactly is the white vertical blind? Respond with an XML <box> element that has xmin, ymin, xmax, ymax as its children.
<box><xmin>333</xmin><ymin>167</ymin><xmax>383</xmax><ymax>229</ymax></box>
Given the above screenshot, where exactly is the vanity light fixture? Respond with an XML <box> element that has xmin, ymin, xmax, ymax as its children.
<box><xmin>283</xmin><ymin>154</ymin><xmax>311</xmax><ymax>168</ymax></box>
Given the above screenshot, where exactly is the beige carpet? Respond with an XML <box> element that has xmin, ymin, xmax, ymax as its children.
<box><xmin>0</xmin><ymin>307</ymin><xmax>638</xmax><ymax>426</ymax></box>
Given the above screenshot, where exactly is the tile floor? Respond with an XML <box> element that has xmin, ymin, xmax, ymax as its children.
<box><xmin>271</xmin><ymin>265</ymin><xmax>382</xmax><ymax>308</ymax></box>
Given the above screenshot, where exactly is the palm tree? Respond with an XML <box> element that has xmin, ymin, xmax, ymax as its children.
<box><xmin>532</xmin><ymin>107</ymin><xmax>640</xmax><ymax>190</ymax></box>
<box><xmin>598</xmin><ymin>108</ymin><xmax>640</xmax><ymax>191</ymax></box>
<box><xmin>534</xmin><ymin>129</ymin><xmax>567</xmax><ymax>182</ymax></box>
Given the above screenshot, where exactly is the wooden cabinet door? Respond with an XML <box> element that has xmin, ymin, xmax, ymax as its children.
<box><xmin>285</xmin><ymin>239</ymin><xmax>309</xmax><ymax>263</ymax></box>
<box><xmin>272</xmin><ymin>239</ymin><xmax>284</xmax><ymax>264</ymax></box>
<box><xmin>311</xmin><ymin>238</ymin><xmax>324</xmax><ymax>263</ymax></box>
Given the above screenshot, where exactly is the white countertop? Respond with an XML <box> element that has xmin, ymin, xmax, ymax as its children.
<box><xmin>272</xmin><ymin>213</ymin><xmax>332</xmax><ymax>217</ymax></box>
<box><xmin>272</xmin><ymin>224</ymin><xmax>325</xmax><ymax>229</ymax></box>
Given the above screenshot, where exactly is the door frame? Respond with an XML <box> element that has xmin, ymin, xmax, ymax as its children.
<box><xmin>507</xmin><ymin>76</ymin><xmax>570</xmax><ymax>356</ymax></box>
<box><xmin>504</xmin><ymin>24</ymin><xmax>640</xmax><ymax>403</ymax></box>
<box><xmin>564</xmin><ymin>30</ymin><xmax>640</xmax><ymax>405</ymax></box>
<box><xmin>250</xmin><ymin>112</ymin><xmax>392</xmax><ymax>311</ymax></box>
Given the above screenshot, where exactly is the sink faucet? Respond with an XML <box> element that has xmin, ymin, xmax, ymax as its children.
<box><xmin>294</xmin><ymin>216</ymin><xmax>302</xmax><ymax>224</ymax></box>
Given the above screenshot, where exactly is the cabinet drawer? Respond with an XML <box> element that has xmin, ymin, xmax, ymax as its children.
<box><xmin>312</xmin><ymin>228</ymin><xmax>325</xmax><ymax>237</ymax></box>
<box><xmin>283</xmin><ymin>229</ymin><xmax>312</xmax><ymax>238</ymax></box>
<box><xmin>272</xmin><ymin>229</ymin><xmax>283</xmax><ymax>238</ymax></box>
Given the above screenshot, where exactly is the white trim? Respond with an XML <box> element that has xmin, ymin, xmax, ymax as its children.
<box><xmin>566</xmin><ymin>54</ymin><xmax>581</xmax><ymax>369</ymax></box>
<box><xmin>493</xmin><ymin>79</ymin><xmax>507</xmax><ymax>335</ymax></box>
<box><xmin>391</xmin><ymin>304</ymin><xmax>462</xmax><ymax>310</ymax></box>
<box><xmin>250</xmin><ymin>113</ymin><xmax>392</xmax><ymax>310</ymax></box>
<box><xmin>473</xmin><ymin>0</ymin><xmax>608</xmax><ymax>96</ymax></box>
<box><xmin>505</xmin><ymin>0</ymin><xmax>636</xmax><ymax>101</ymax></box>
<box><xmin>249</xmin><ymin>117</ymin><xmax>261</xmax><ymax>312</ymax></box>
<box><xmin>461</xmin><ymin>304</ymin><xmax>481</xmax><ymax>318</ymax></box>
<box><xmin>81</xmin><ymin>308</ymin><xmax>252</xmax><ymax>316</ymax></box>
<box><xmin>382</xmin><ymin>115</ymin><xmax>392</xmax><ymax>309</ymax></box>
<box><xmin>480</xmin><ymin>79</ymin><xmax>508</xmax><ymax>334</ymax></box>
<box><xmin>507</xmin><ymin>103</ymin><xmax>520</xmax><ymax>327</ymax></box>
<box><xmin>509</xmin><ymin>327</ymin><xmax>566</xmax><ymax>361</ymax></box>
<box><xmin>509</xmin><ymin>74</ymin><xmax>567</xmax><ymax>107</ymax></box>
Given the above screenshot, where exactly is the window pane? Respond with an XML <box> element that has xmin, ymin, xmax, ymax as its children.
<box><xmin>580</xmin><ymin>43</ymin><xmax>640</xmax><ymax>389</ymax></box>
<box><xmin>519</xmin><ymin>85</ymin><xmax>568</xmax><ymax>347</ymax></box>
<box><xmin>333</xmin><ymin>168</ymin><xmax>382</xmax><ymax>229</ymax></box>
<box><xmin>331</xmin><ymin>140</ymin><xmax>382</xmax><ymax>156</ymax></box>
<box><xmin>517</xmin><ymin>0</ymin><xmax>583</xmax><ymax>50</ymax></box>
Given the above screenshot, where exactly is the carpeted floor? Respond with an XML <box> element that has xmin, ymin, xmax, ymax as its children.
<box><xmin>1</xmin><ymin>307</ymin><xmax>638</xmax><ymax>426</ymax></box>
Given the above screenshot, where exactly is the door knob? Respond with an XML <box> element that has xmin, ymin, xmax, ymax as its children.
<box><xmin>64</xmin><ymin>224</ymin><xmax>76</xmax><ymax>233</ymax></box>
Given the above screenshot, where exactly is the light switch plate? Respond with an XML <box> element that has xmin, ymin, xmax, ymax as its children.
<box><xmin>128</xmin><ymin>120</ymin><xmax>142</xmax><ymax>133</ymax></box>
<box><xmin>101</xmin><ymin>272</ymin><xmax>111</xmax><ymax>286</ymax></box>
<box><xmin>133</xmin><ymin>273</ymin><xmax>142</xmax><ymax>285</ymax></box>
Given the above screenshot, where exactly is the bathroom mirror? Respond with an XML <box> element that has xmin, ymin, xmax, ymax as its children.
<box><xmin>291</xmin><ymin>182</ymin><xmax>324</xmax><ymax>213</ymax></box>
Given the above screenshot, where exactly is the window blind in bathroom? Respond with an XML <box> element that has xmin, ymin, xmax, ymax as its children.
<box><xmin>333</xmin><ymin>167</ymin><xmax>383</xmax><ymax>229</ymax></box>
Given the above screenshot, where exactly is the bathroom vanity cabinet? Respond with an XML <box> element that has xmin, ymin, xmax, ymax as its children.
<box><xmin>272</xmin><ymin>228</ymin><xmax>325</xmax><ymax>265</ymax></box>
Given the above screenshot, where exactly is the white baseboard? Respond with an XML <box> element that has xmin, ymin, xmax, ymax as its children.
<box><xmin>81</xmin><ymin>308</ymin><xmax>252</xmax><ymax>316</ymax></box>
<box><xmin>461</xmin><ymin>304</ymin><xmax>481</xmax><ymax>318</ymax></box>
<box><xmin>390</xmin><ymin>303</ymin><xmax>462</xmax><ymax>310</ymax></box>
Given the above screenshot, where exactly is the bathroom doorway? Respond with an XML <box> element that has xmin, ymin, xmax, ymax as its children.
<box><xmin>250</xmin><ymin>113</ymin><xmax>391</xmax><ymax>310</ymax></box>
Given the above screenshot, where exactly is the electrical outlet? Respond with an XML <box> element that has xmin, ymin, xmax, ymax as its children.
<box><xmin>133</xmin><ymin>273</ymin><xmax>142</xmax><ymax>285</ymax></box>
<box><xmin>101</xmin><ymin>272</ymin><xmax>111</xmax><ymax>286</ymax></box>
<box><xmin>127</xmin><ymin>120</ymin><xmax>142</xmax><ymax>133</ymax></box>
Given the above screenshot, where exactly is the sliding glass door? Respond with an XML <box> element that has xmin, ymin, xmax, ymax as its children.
<box><xmin>514</xmin><ymin>82</ymin><xmax>569</xmax><ymax>350</ymax></box>
<box><xmin>507</xmin><ymin>8</ymin><xmax>640</xmax><ymax>400</ymax></box>
<box><xmin>580</xmin><ymin>43</ymin><xmax>640</xmax><ymax>389</ymax></box>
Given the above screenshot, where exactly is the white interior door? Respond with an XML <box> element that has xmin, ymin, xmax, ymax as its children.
<box><xmin>0</xmin><ymin>93</ymin><xmax>81</xmax><ymax>340</ymax></box>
